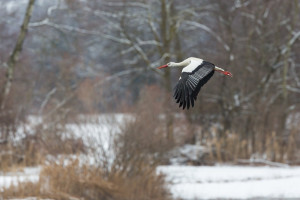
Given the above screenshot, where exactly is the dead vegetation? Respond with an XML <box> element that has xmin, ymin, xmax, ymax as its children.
<box><xmin>1</xmin><ymin>85</ymin><xmax>300</xmax><ymax>199</ymax></box>
<box><xmin>204</xmin><ymin>130</ymin><xmax>298</xmax><ymax>165</ymax></box>
<box><xmin>0</xmin><ymin>86</ymin><xmax>172</xmax><ymax>200</ymax></box>
<box><xmin>0</xmin><ymin>111</ymin><xmax>85</xmax><ymax>172</ymax></box>
<box><xmin>114</xmin><ymin>85</ymin><xmax>175</xmax><ymax>166</ymax></box>
<box><xmin>1</xmin><ymin>157</ymin><xmax>170</xmax><ymax>200</ymax></box>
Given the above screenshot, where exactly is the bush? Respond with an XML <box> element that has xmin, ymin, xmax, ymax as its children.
<box><xmin>1</xmin><ymin>158</ymin><xmax>171</xmax><ymax>200</ymax></box>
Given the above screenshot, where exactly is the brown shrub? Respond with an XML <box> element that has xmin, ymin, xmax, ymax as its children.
<box><xmin>1</xmin><ymin>158</ymin><xmax>171</xmax><ymax>200</ymax></box>
<box><xmin>113</xmin><ymin>85</ymin><xmax>175</xmax><ymax>169</ymax></box>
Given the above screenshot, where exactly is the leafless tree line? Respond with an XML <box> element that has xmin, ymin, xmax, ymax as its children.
<box><xmin>0</xmin><ymin>0</ymin><xmax>299</xmax><ymax>163</ymax></box>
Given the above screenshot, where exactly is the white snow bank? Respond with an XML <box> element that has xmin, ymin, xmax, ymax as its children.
<box><xmin>0</xmin><ymin>167</ymin><xmax>41</xmax><ymax>190</ymax></box>
<box><xmin>158</xmin><ymin>165</ymin><xmax>300</xmax><ymax>199</ymax></box>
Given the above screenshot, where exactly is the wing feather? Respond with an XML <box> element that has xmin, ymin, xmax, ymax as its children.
<box><xmin>173</xmin><ymin>61</ymin><xmax>215</xmax><ymax>109</ymax></box>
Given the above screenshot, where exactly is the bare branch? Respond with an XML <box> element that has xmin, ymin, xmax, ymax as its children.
<box><xmin>281</xmin><ymin>31</ymin><xmax>300</xmax><ymax>54</ymax></box>
<box><xmin>47</xmin><ymin>0</ymin><xmax>64</xmax><ymax>16</ymax></box>
<box><xmin>183</xmin><ymin>20</ymin><xmax>230</xmax><ymax>52</ymax></box>
<box><xmin>29</xmin><ymin>18</ymin><xmax>131</xmax><ymax>45</ymax></box>
<box><xmin>95</xmin><ymin>67</ymin><xmax>145</xmax><ymax>87</ymax></box>
<box><xmin>102</xmin><ymin>1</ymin><xmax>149</xmax><ymax>9</ymax></box>
<box><xmin>39</xmin><ymin>87</ymin><xmax>57</xmax><ymax>115</ymax></box>
<box><xmin>286</xmin><ymin>86</ymin><xmax>300</xmax><ymax>93</ymax></box>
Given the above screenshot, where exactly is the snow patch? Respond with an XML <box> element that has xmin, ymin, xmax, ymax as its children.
<box><xmin>0</xmin><ymin>167</ymin><xmax>41</xmax><ymax>190</ymax></box>
<box><xmin>158</xmin><ymin>165</ymin><xmax>300</xmax><ymax>199</ymax></box>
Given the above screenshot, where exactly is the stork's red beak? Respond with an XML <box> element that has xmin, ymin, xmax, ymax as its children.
<box><xmin>157</xmin><ymin>64</ymin><xmax>168</xmax><ymax>69</ymax></box>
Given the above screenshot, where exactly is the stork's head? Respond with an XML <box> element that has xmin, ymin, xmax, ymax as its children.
<box><xmin>157</xmin><ymin>62</ymin><xmax>175</xmax><ymax>69</ymax></box>
<box><xmin>157</xmin><ymin>63</ymin><xmax>169</xmax><ymax>69</ymax></box>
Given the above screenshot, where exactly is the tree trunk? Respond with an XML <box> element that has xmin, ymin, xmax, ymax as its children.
<box><xmin>1</xmin><ymin>0</ymin><xmax>35</xmax><ymax>110</ymax></box>
<box><xmin>160</xmin><ymin>0</ymin><xmax>174</xmax><ymax>142</ymax></box>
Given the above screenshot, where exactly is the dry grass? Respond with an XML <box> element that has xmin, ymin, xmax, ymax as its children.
<box><xmin>0</xmin><ymin>140</ymin><xmax>44</xmax><ymax>172</ymax></box>
<box><xmin>1</xmin><ymin>158</ymin><xmax>171</xmax><ymax>200</ymax></box>
<box><xmin>0</xmin><ymin>133</ymin><xmax>84</xmax><ymax>172</ymax></box>
<box><xmin>205</xmin><ymin>130</ymin><xmax>299</xmax><ymax>164</ymax></box>
<box><xmin>0</xmin><ymin>115</ymin><xmax>86</xmax><ymax>172</ymax></box>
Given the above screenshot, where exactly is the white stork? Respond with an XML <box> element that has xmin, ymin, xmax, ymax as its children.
<box><xmin>157</xmin><ymin>57</ymin><xmax>232</xmax><ymax>109</ymax></box>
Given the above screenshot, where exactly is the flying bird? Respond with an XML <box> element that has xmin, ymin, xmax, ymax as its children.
<box><xmin>157</xmin><ymin>57</ymin><xmax>232</xmax><ymax>109</ymax></box>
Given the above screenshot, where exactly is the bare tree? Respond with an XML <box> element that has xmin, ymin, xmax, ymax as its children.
<box><xmin>1</xmin><ymin>0</ymin><xmax>36</xmax><ymax>110</ymax></box>
<box><xmin>0</xmin><ymin>0</ymin><xmax>299</xmax><ymax>164</ymax></box>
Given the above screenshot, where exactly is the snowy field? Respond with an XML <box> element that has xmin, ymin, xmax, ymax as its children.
<box><xmin>1</xmin><ymin>114</ymin><xmax>300</xmax><ymax>199</ymax></box>
<box><xmin>158</xmin><ymin>165</ymin><xmax>300</xmax><ymax>200</ymax></box>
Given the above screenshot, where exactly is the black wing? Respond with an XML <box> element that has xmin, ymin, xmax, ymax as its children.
<box><xmin>173</xmin><ymin>61</ymin><xmax>215</xmax><ymax>109</ymax></box>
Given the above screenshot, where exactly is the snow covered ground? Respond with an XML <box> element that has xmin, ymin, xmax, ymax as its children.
<box><xmin>158</xmin><ymin>165</ymin><xmax>300</xmax><ymax>200</ymax></box>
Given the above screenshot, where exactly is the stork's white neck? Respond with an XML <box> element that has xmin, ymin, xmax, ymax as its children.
<box><xmin>169</xmin><ymin>58</ymin><xmax>191</xmax><ymax>67</ymax></box>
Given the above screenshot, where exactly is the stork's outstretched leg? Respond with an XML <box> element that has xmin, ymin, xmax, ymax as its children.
<box><xmin>214</xmin><ymin>66</ymin><xmax>233</xmax><ymax>77</ymax></box>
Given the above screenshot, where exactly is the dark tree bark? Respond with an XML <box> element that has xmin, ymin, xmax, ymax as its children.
<box><xmin>1</xmin><ymin>0</ymin><xmax>36</xmax><ymax>110</ymax></box>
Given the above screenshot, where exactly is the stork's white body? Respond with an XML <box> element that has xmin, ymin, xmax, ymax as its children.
<box><xmin>182</xmin><ymin>58</ymin><xmax>203</xmax><ymax>73</ymax></box>
<box><xmin>169</xmin><ymin>57</ymin><xmax>225</xmax><ymax>73</ymax></box>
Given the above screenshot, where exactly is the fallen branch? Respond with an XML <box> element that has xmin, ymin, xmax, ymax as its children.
<box><xmin>237</xmin><ymin>158</ymin><xmax>289</xmax><ymax>168</ymax></box>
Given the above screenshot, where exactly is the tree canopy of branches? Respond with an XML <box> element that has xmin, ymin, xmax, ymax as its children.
<box><xmin>0</xmin><ymin>0</ymin><xmax>299</xmax><ymax>162</ymax></box>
